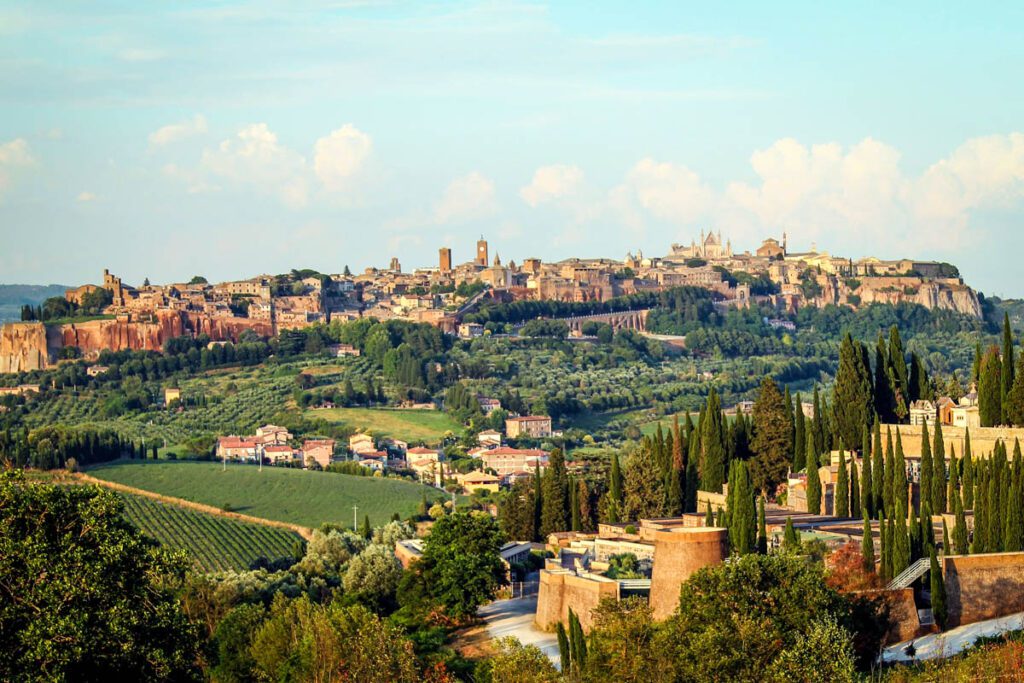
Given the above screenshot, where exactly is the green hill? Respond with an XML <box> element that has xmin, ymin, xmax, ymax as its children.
<box><xmin>0</xmin><ymin>283</ymin><xmax>70</xmax><ymax>322</ymax></box>
<box><xmin>118</xmin><ymin>492</ymin><xmax>302</xmax><ymax>572</ymax></box>
<box><xmin>88</xmin><ymin>460</ymin><xmax>445</xmax><ymax>528</ymax></box>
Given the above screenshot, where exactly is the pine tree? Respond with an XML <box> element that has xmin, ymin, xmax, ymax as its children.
<box><xmin>757</xmin><ymin>496</ymin><xmax>768</xmax><ymax>554</ymax></box>
<box><xmin>793</xmin><ymin>393</ymin><xmax>806</xmax><ymax>472</ymax></box>
<box><xmin>979</xmin><ymin>346</ymin><xmax>1003</xmax><ymax>427</ymax></box>
<box><xmin>701</xmin><ymin>388</ymin><xmax>727</xmax><ymax>492</ymax></box>
<box><xmin>862</xmin><ymin>513</ymin><xmax>875</xmax><ymax>574</ymax></box>
<box><xmin>783</xmin><ymin>516</ymin><xmax>800</xmax><ymax>552</ymax></box>
<box><xmin>835</xmin><ymin>445</ymin><xmax>849</xmax><ymax>517</ymax></box>
<box><xmin>834</xmin><ymin>333</ymin><xmax>873</xmax><ymax>451</ymax></box>
<box><xmin>872</xmin><ymin>421</ymin><xmax>884</xmax><ymax>519</ymax></box>
<box><xmin>806</xmin><ymin>437</ymin><xmax>821</xmax><ymax>515</ymax></box>
<box><xmin>933</xmin><ymin>420</ymin><xmax>947</xmax><ymax>514</ymax></box>
<box><xmin>930</xmin><ymin>548</ymin><xmax>947</xmax><ymax>629</ymax></box>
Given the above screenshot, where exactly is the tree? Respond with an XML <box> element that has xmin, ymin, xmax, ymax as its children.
<box><xmin>979</xmin><ymin>345</ymin><xmax>1003</xmax><ymax>427</ymax></box>
<box><xmin>932</xmin><ymin>420</ymin><xmax>947</xmax><ymax>514</ymax></box>
<box><xmin>930</xmin><ymin>548</ymin><xmax>947</xmax><ymax>630</ymax></box>
<box><xmin>540</xmin><ymin>448</ymin><xmax>569</xmax><ymax>536</ymax></box>
<box><xmin>407</xmin><ymin>511</ymin><xmax>506</xmax><ymax>621</ymax></box>
<box><xmin>0</xmin><ymin>472</ymin><xmax>201</xmax><ymax>681</ymax></box>
<box><xmin>750</xmin><ymin>377</ymin><xmax>793</xmax><ymax>495</ymax></box>
<box><xmin>920</xmin><ymin>425</ymin><xmax>933</xmax><ymax>516</ymax></box>
<box><xmin>835</xmin><ymin>446</ymin><xmax>849</xmax><ymax>517</ymax></box>
<box><xmin>490</xmin><ymin>637</ymin><xmax>560</xmax><ymax>683</ymax></box>
<box><xmin>833</xmin><ymin>334</ymin><xmax>873</xmax><ymax>450</ymax></box>
<box><xmin>953</xmin><ymin>488</ymin><xmax>969</xmax><ymax>555</ymax></box>
<box><xmin>605</xmin><ymin>452</ymin><xmax>623</xmax><ymax>523</ymax></box>
<box><xmin>871</xmin><ymin>422</ymin><xmax>884</xmax><ymax>519</ymax></box>
<box><xmin>623</xmin><ymin>440</ymin><xmax>667</xmax><ymax>520</ymax></box>
<box><xmin>888</xmin><ymin>326</ymin><xmax>909</xmax><ymax>421</ymax></box>
<box><xmin>1002</xmin><ymin>312</ymin><xmax>1015</xmax><ymax>424</ymax></box>
<box><xmin>806</xmin><ymin>437</ymin><xmax>821</xmax><ymax>515</ymax></box>
<box><xmin>343</xmin><ymin>544</ymin><xmax>404</xmax><ymax>611</ymax></box>
<box><xmin>727</xmin><ymin>461</ymin><xmax>756</xmax><ymax>555</ymax></box>
<box><xmin>766</xmin><ymin>616</ymin><xmax>857</xmax><ymax>683</ymax></box>
<box><xmin>861</xmin><ymin>514</ymin><xmax>875</xmax><ymax>574</ymax></box>
<box><xmin>660</xmin><ymin>554</ymin><xmax>885</xmax><ymax>680</ymax></box>
<box><xmin>701</xmin><ymin>388</ymin><xmax>727</xmax><ymax>492</ymax></box>
<box><xmin>783</xmin><ymin>517</ymin><xmax>800</xmax><ymax>552</ymax></box>
<box><xmin>757</xmin><ymin>496</ymin><xmax>768</xmax><ymax>554</ymax></box>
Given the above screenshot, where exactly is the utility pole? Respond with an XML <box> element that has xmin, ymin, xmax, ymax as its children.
<box><xmin>352</xmin><ymin>505</ymin><xmax>359</xmax><ymax>531</ymax></box>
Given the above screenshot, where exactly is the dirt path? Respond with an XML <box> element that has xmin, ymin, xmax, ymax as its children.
<box><xmin>73</xmin><ymin>472</ymin><xmax>315</xmax><ymax>540</ymax></box>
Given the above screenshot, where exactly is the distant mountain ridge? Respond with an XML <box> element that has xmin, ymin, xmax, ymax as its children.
<box><xmin>0</xmin><ymin>284</ymin><xmax>70</xmax><ymax>323</ymax></box>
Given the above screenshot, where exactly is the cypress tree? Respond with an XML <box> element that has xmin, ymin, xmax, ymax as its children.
<box><xmin>889</xmin><ymin>326</ymin><xmax>910</xmax><ymax>421</ymax></box>
<box><xmin>953</xmin><ymin>487</ymin><xmax>969</xmax><ymax>555</ymax></box>
<box><xmin>757</xmin><ymin>496</ymin><xmax>768</xmax><ymax>554</ymax></box>
<box><xmin>947</xmin><ymin>450</ymin><xmax>959</xmax><ymax>520</ymax></box>
<box><xmin>933</xmin><ymin>420</ymin><xmax>947</xmax><ymax>514</ymax></box>
<box><xmin>860</xmin><ymin>425</ymin><xmax>873</xmax><ymax>519</ymax></box>
<box><xmin>963</xmin><ymin>431</ymin><xmax>975</xmax><ymax>510</ymax></box>
<box><xmin>533</xmin><ymin>463</ymin><xmax>543</xmax><ymax>537</ymax></box>
<box><xmin>1007</xmin><ymin>349</ymin><xmax>1024</xmax><ymax>426</ymax></box>
<box><xmin>884</xmin><ymin>428</ymin><xmax>895</xmax><ymax>518</ymax></box>
<box><xmin>988</xmin><ymin>449</ymin><xmax>1003</xmax><ymax>552</ymax></box>
<box><xmin>701</xmin><ymin>388</ymin><xmax>726</xmax><ymax>492</ymax></box>
<box><xmin>684</xmin><ymin>443</ymin><xmax>699</xmax><ymax>513</ymax></box>
<box><xmin>894</xmin><ymin>429</ymin><xmax>908</xmax><ymax>514</ymax></box>
<box><xmin>812</xmin><ymin>385</ymin><xmax>824</xmax><ymax>456</ymax></box>
<box><xmin>715</xmin><ymin>506</ymin><xmax>725</xmax><ymax>528</ymax></box>
<box><xmin>793</xmin><ymin>393</ymin><xmax>806</xmax><ymax>472</ymax></box>
<box><xmin>556</xmin><ymin>622</ymin><xmax>570</xmax><ymax>672</ymax></box>
<box><xmin>1004</xmin><ymin>463</ymin><xmax>1023</xmax><ymax>552</ymax></box>
<box><xmin>360</xmin><ymin>514</ymin><xmax>371</xmax><ymax>539</ymax></box>
<box><xmin>872</xmin><ymin>421</ymin><xmax>884</xmax><ymax>519</ymax></box>
<box><xmin>540</xmin><ymin>448</ymin><xmax>569</xmax><ymax>536</ymax></box>
<box><xmin>930</xmin><ymin>548</ymin><xmax>947</xmax><ymax>629</ymax></box>
<box><xmin>973</xmin><ymin>464</ymin><xmax>987</xmax><ymax>553</ymax></box>
<box><xmin>909</xmin><ymin>503</ymin><xmax>921</xmax><ymax>562</ymax></box>
<box><xmin>836</xmin><ymin>445</ymin><xmax>849</xmax><ymax>517</ymax></box>
<box><xmin>920</xmin><ymin>426</ymin><xmax>933</xmax><ymax>516</ymax></box>
<box><xmin>979</xmin><ymin>346</ymin><xmax>1003</xmax><ymax>427</ymax></box>
<box><xmin>834</xmin><ymin>334</ymin><xmax>873</xmax><ymax>451</ymax></box>
<box><xmin>1002</xmin><ymin>312</ymin><xmax>1015</xmax><ymax>424</ymax></box>
<box><xmin>875</xmin><ymin>332</ymin><xmax>894</xmax><ymax>422</ymax></box>
<box><xmin>570</xmin><ymin>478</ymin><xmax>580</xmax><ymax>531</ymax></box>
<box><xmin>728</xmin><ymin>461</ymin><xmax>756</xmax><ymax>555</ymax></box>
<box><xmin>893</xmin><ymin>503</ymin><xmax>910</xmax><ymax>576</ymax></box>
<box><xmin>569</xmin><ymin>609</ymin><xmax>587</xmax><ymax>672</ymax></box>
<box><xmin>806</xmin><ymin>437</ymin><xmax>821</xmax><ymax>515</ymax></box>
<box><xmin>784</xmin><ymin>516</ymin><xmax>799</xmax><ymax>551</ymax></box>
<box><xmin>920</xmin><ymin>501</ymin><xmax>934</xmax><ymax>560</ymax></box>
<box><xmin>705</xmin><ymin>500</ymin><xmax>714</xmax><ymax>526</ymax></box>
<box><xmin>851</xmin><ymin>455</ymin><xmax>861</xmax><ymax>519</ymax></box>
<box><xmin>882</xmin><ymin>515</ymin><xmax>894</xmax><ymax>582</ymax></box>
<box><xmin>862</xmin><ymin>513</ymin><xmax>875</xmax><ymax>574</ymax></box>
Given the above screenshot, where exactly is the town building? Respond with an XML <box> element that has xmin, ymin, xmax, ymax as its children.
<box><xmin>506</xmin><ymin>415</ymin><xmax>553</xmax><ymax>439</ymax></box>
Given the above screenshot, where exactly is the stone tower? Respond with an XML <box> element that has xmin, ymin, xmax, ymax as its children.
<box><xmin>439</xmin><ymin>247</ymin><xmax>452</xmax><ymax>273</ymax></box>
<box><xmin>476</xmin><ymin>237</ymin><xmax>488</xmax><ymax>267</ymax></box>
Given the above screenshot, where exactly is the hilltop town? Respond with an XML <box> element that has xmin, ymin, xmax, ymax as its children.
<box><xmin>0</xmin><ymin>232</ymin><xmax>980</xmax><ymax>373</ymax></box>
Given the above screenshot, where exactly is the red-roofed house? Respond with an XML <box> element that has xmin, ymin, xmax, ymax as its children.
<box><xmin>217</xmin><ymin>437</ymin><xmax>259</xmax><ymax>461</ymax></box>
<box><xmin>262</xmin><ymin>445</ymin><xmax>297</xmax><ymax>465</ymax></box>
<box><xmin>302</xmin><ymin>439</ymin><xmax>336</xmax><ymax>469</ymax></box>
<box><xmin>480</xmin><ymin>447</ymin><xmax>549</xmax><ymax>481</ymax></box>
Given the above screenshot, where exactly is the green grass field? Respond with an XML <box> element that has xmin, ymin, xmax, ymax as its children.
<box><xmin>119</xmin><ymin>493</ymin><xmax>301</xmax><ymax>572</ymax></box>
<box><xmin>88</xmin><ymin>460</ymin><xmax>445</xmax><ymax>528</ymax></box>
<box><xmin>305</xmin><ymin>407</ymin><xmax>461</xmax><ymax>444</ymax></box>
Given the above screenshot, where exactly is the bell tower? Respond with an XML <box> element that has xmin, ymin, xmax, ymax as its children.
<box><xmin>476</xmin><ymin>236</ymin><xmax>488</xmax><ymax>267</ymax></box>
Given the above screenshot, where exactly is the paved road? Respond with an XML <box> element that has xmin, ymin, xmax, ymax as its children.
<box><xmin>881</xmin><ymin>611</ymin><xmax>1024</xmax><ymax>664</ymax></box>
<box><xmin>478</xmin><ymin>595</ymin><xmax>560</xmax><ymax>667</ymax></box>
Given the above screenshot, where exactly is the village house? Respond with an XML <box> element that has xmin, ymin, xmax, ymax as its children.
<box><xmin>348</xmin><ymin>433</ymin><xmax>376</xmax><ymax>455</ymax></box>
<box><xmin>505</xmin><ymin>415</ymin><xmax>553</xmax><ymax>439</ymax></box>
<box><xmin>255</xmin><ymin>424</ymin><xmax>292</xmax><ymax>445</ymax></box>
<box><xmin>909</xmin><ymin>400</ymin><xmax>936</xmax><ymax>426</ymax></box>
<box><xmin>478</xmin><ymin>429</ymin><xmax>502</xmax><ymax>447</ymax></box>
<box><xmin>302</xmin><ymin>439</ymin><xmax>336</xmax><ymax>469</ymax></box>
<box><xmin>216</xmin><ymin>436</ymin><xmax>260</xmax><ymax>462</ymax></box>
<box><xmin>164</xmin><ymin>387</ymin><xmax>182</xmax><ymax>405</ymax></box>
<box><xmin>262</xmin><ymin>445</ymin><xmax>297</xmax><ymax>465</ymax></box>
<box><xmin>458</xmin><ymin>470</ymin><xmax>501</xmax><ymax>493</ymax></box>
<box><xmin>478</xmin><ymin>397</ymin><xmax>501</xmax><ymax>414</ymax></box>
<box><xmin>480</xmin><ymin>446</ymin><xmax>549</xmax><ymax>482</ymax></box>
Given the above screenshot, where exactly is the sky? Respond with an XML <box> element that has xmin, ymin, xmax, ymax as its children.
<box><xmin>1</xmin><ymin>1</ymin><xmax>1023</xmax><ymax>295</ymax></box>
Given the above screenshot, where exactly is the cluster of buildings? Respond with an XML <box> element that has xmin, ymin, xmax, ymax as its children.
<box><xmin>908</xmin><ymin>386</ymin><xmax>980</xmax><ymax>430</ymax></box>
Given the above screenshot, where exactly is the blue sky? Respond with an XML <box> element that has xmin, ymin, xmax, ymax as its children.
<box><xmin>1</xmin><ymin>1</ymin><xmax>1023</xmax><ymax>295</ymax></box>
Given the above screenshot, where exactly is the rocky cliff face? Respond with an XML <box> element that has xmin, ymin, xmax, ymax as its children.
<box><xmin>0</xmin><ymin>322</ymin><xmax>49</xmax><ymax>373</ymax></box>
<box><xmin>0</xmin><ymin>311</ymin><xmax>276</xmax><ymax>372</ymax></box>
<box><xmin>852</xmin><ymin>280</ymin><xmax>982</xmax><ymax>318</ymax></box>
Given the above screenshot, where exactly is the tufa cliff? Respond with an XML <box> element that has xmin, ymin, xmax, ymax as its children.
<box><xmin>0</xmin><ymin>311</ymin><xmax>275</xmax><ymax>372</ymax></box>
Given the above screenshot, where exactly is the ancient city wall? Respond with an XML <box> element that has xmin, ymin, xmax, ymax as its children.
<box><xmin>534</xmin><ymin>570</ymin><xmax>619</xmax><ymax>632</ymax></box>
<box><xmin>942</xmin><ymin>552</ymin><xmax>1024</xmax><ymax>627</ymax></box>
<box><xmin>648</xmin><ymin>527</ymin><xmax>729</xmax><ymax>620</ymax></box>
<box><xmin>881</xmin><ymin>424</ymin><xmax>1024</xmax><ymax>459</ymax></box>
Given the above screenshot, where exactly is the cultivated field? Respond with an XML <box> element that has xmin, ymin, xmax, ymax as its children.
<box><xmin>88</xmin><ymin>460</ymin><xmax>443</xmax><ymax>528</ymax></box>
<box><xmin>305</xmin><ymin>406</ymin><xmax>460</xmax><ymax>444</ymax></box>
<box><xmin>119</xmin><ymin>493</ymin><xmax>301</xmax><ymax>572</ymax></box>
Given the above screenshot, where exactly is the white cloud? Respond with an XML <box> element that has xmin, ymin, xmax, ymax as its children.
<box><xmin>520</xmin><ymin>164</ymin><xmax>584</xmax><ymax>206</ymax></box>
<box><xmin>609</xmin><ymin>158</ymin><xmax>714</xmax><ymax>234</ymax></box>
<box><xmin>313</xmin><ymin>124</ymin><xmax>372</xmax><ymax>191</ymax></box>
<box><xmin>434</xmin><ymin>171</ymin><xmax>497</xmax><ymax>224</ymax></box>
<box><xmin>76</xmin><ymin>191</ymin><xmax>96</xmax><ymax>202</ymax></box>
<box><xmin>149</xmin><ymin>115</ymin><xmax>208</xmax><ymax>146</ymax></box>
<box><xmin>0</xmin><ymin>138</ymin><xmax>35</xmax><ymax>200</ymax></box>
<box><xmin>200</xmin><ymin>123</ymin><xmax>308</xmax><ymax>207</ymax></box>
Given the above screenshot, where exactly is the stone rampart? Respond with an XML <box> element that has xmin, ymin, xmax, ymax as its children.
<box><xmin>534</xmin><ymin>569</ymin><xmax>619</xmax><ymax>632</ymax></box>
<box><xmin>943</xmin><ymin>551</ymin><xmax>1024</xmax><ymax>627</ymax></box>
<box><xmin>881</xmin><ymin>424</ymin><xmax>1024</xmax><ymax>459</ymax></box>
<box><xmin>648</xmin><ymin>527</ymin><xmax>729</xmax><ymax>620</ymax></box>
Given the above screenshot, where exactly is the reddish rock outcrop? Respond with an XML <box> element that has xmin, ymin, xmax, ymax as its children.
<box><xmin>0</xmin><ymin>322</ymin><xmax>48</xmax><ymax>373</ymax></box>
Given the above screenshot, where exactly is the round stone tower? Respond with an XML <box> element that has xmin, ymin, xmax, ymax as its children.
<box><xmin>649</xmin><ymin>527</ymin><xmax>729</xmax><ymax>620</ymax></box>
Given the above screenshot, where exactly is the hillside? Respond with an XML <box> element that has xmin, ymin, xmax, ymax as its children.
<box><xmin>118</xmin><ymin>492</ymin><xmax>302</xmax><ymax>572</ymax></box>
<box><xmin>88</xmin><ymin>460</ymin><xmax>446</xmax><ymax>528</ymax></box>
